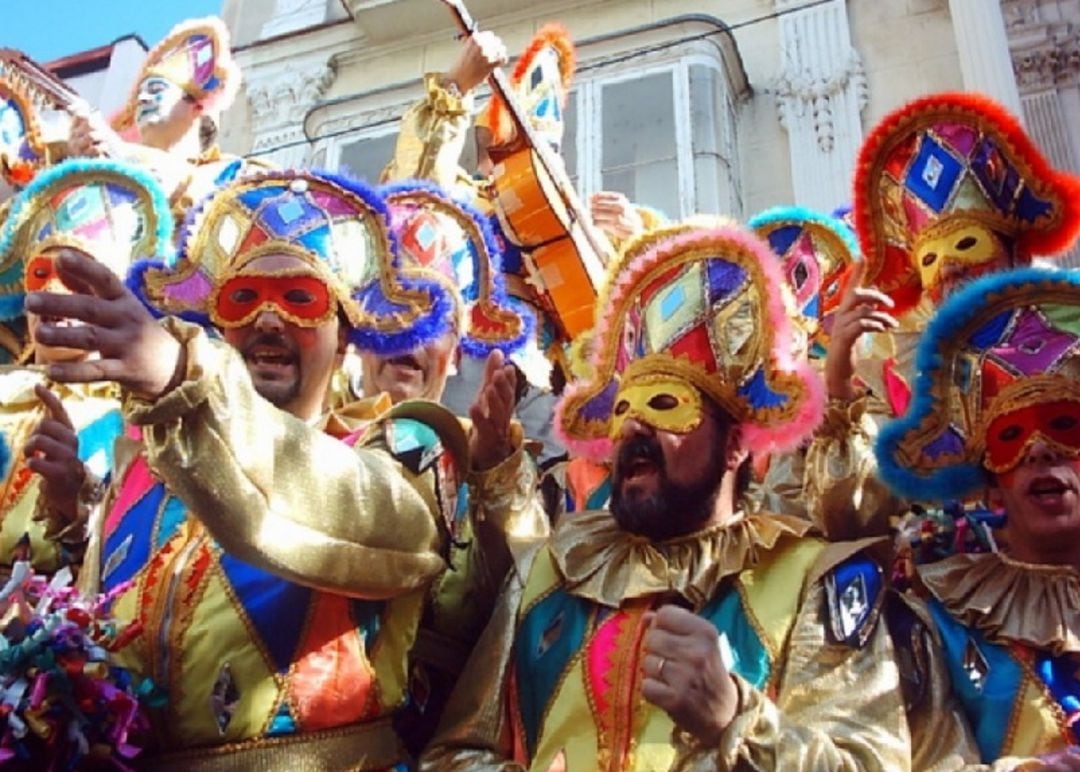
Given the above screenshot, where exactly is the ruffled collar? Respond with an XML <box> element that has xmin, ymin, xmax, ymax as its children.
<box><xmin>920</xmin><ymin>552</ymin><xmax>1080</xmax><ymax>655</ymax></box>
<box><xmin>550</xmin><ymin>509</ymin><xmax>811</xmax><ymax>609</ymax></box>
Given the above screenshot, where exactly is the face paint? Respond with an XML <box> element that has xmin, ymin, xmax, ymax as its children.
<box><xmin>211</xmin><ymin>270</ymin><xmax>337</xmax><ymax>329</ymax></box>
<box><xmin>610</xmin><ymin>377</ymin><xmax>704</xmax><ymax>439</ymax></box>
<box><xmin>984</xmin><ymin>398</ymin><xmax>1080</xmax><ymax>473</ymax></box>
<box><xmin>913</xmin><ymin>218</ymin><xmax>1011</xmax><ymax>299</ymax></box>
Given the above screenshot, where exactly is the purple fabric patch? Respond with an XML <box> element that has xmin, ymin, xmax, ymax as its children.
<box><xmin>922</xmin><ymin>426</ymin><xmax>965</xmax><ymax>460</ymax></box>
<box><xmin>312</xmin><ymin>190</ymin><xmax>362</xmax><ymax>218</ymax></box>
<box><xmin>164</xmin><ymin>271</ymin><xmax>213</xmax><ymax>305</ymax></box>
<box><xmin>993</xmin><ymin>308</ymin><xmax>1077</xmax><ymax>375</ymax></box>
<box><xmin>706</xmin><ymin>260</ymin><xmax>746</xmax><ymax>303</ymax></box>
<box><xmin>580</xmin><ymin>380</ymin><xmax>618</xmax><ymax>422</ymax></box>
<box><xmin>932</xmin><ymin>122</ymin><xmax>978</xmax><ymax>158</ymax></box>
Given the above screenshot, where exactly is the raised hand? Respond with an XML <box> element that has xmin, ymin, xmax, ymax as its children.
<box><xmin>24</xmin><ymin>384</ymin><xmax>83</xmax><ymax>526</ymax></box>
<box><xmin>24</xmin><ymin>250</ymin><xmax>183</xmax><ymax>400</ymax></box>
<box><xmin>468</xmin><ymin>349</ymin><xmax>518</xmax><ymax>471</ymax></box>
<box><xmin>589</xmin><ymin>191</ymin><xmax>644</xmax><ymax>242</ymax></box>
<box><xmin>446</xmin><ymin>30</ymin><xmax>508</xmax><ymax>94</ymax></box>
<box><xmin>642</xmin><ymin>605</ymin><xmax>738</xmax><ymax>748</ymax></box>
<box><xmin>824</xmin><ymin>260</ymin><xmax>899</xmax><ymax>401</ymax></box>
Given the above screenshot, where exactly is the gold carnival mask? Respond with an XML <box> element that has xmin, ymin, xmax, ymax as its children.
<box><xmin>610</xmin><ymin>375</ymin><xmax>705</xmax><ymax>439</ymax></box>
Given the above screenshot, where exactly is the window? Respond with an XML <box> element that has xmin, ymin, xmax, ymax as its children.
<box><xmin>320</xmin><ymin>40</ymin><xmax>741</xmax><ymax>220</ymax></box>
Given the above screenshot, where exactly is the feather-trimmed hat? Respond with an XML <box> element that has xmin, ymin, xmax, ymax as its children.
<box><xmin>356</xmin><ymin>180</ymin><xmax>533</xmax><ymax>357</ymax></box>
<box><xmin>854</xmin><ymin>92</ymin><xmax>1080</xmax><ymax>315</ymax></box>
<box><xmin>554</xmin><ymin>222</ymin><xmax>825</xmax><ymax>461</ymax></box>
<box><xmin>749</xmin><ymin>206</ymin><xmax>860</xmax><ymax>359</ymax></box>
<box><xmin>138</xmin><ymin>170</ymin><xmax>391</xmax><ymax>341</ymax></box>
<box><xmin>0</xmin><ymin>76</ymin><xmax>48</xmax><ymax>188</ymax></box>
<box><xmin>0</xmin><ymin>158</ymin><xmax>174</xmax><ymax>320</ymax></box>
<box><xmin>479</xmin><ymin>23</ymin><xmax>574</xmax><ymax>153</ymax></box>
<box><xmin>111</xmin><ymin>17</ymin><xmax>240</xmax><ymax>135</ymax></box>
<box><xmin>876</xmin><ymin>267</ymin><xmax>1080</xmax><ymax>502</ymax></box>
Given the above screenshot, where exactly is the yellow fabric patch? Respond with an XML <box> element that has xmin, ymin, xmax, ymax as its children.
<box><xmin>738</xmin><ymin>536</ymin><xmax>826</xmax><ymax>660</ymax></box>
<box><xmin>1008</xmin><ymin>676</ymin><xmax>1070</xmax><ymax>757</ymax></box>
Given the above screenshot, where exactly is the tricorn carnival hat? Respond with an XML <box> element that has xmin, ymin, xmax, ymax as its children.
<box><xmin>854</xmin><ymin>92</ymin><xmax>1080</xmax><ymax>315</ymax></box>
<box><xmin>138</xmin><ymin>170</ymin><xmax>392</xmax><ymax>342</ymax></box>
<box><xmin>111</xmin><ymin>17</ymin><xmax>240</xmax><ymax>134</ymax></box>
<box><xmin>554</xmin><ymin>221</ymin><xmax>825</xmax><ymax>461</ymax></box>
<box><xmin>363</xmin><ymin>180</ymin><xmax>534</xmax><ymax>357</ymax></box>
<box><xmin>479</xmin><ymin>23</ymin><xmax>575</xmax><ymax>154</ymax></box>
<box><xmin>0</xmin><ymin>158</ymin><xmax>174</xmax><ymax>320</ymax></box>
<box><xmin>876</xmin><ymin>267</ymin><xmax>1080</xmax><ymax>502</ymax></box>
<box><xmin>749</xmin><ymin>206</ymin><xmax>860</xmax><ymax>360</ymax></box>
<box><xmin>0</xmin><ymin>75</ymin><xmax>48</xmax><ymax>188</ymax></box>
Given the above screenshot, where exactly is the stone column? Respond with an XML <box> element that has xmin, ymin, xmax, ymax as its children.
<box><xmin>949</xmin><ymin>0</ymin><xmax>1024</xmax><ymax>116</ymax></box>
<box><xmin>774</xmin><ymin>0</ymin><xmax>868</xmax><ymax>211</ymax></box>
<box><xmin>246</xmin><ymin>62</ymin><xmax>337</xmax><ymax>167</ymax></box>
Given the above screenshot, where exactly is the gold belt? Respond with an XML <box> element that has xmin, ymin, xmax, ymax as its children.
<box><xmin>138</xmin><ymin>717</ymin><xmax>408</xmax><ymax>772</ymax></box>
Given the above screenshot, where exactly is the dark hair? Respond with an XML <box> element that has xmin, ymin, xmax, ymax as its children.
<box><xmin>199</xmin><ymin>115</ymin><xmax>218</xmax><ymax>152</ymax></box>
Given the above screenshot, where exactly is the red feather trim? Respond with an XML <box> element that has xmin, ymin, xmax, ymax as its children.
<box><xmin>486</xmin><ymin>23</ymin><xmax>576</xmax><ymax>147</ymax></box>
<box><xmin>853</xmin><ymin>91</ymin><xmax>1080</xmax><ymax>314</ymax></box>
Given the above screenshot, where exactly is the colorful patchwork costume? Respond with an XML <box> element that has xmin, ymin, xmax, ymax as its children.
<box><xmin>422</xmin><ymin>223</ymin><xmax>911</xmax><ymax>770</ymax></box>
<box><xmin>83</xmin><ymin>171</ymin><xmax>476</xmax><ymax>769</ymax></box>
<box><xmin>0</xmin><ymin>159</ymin><xmax>174</xmax><ymax>577</ymax></box>
<box><xmin>877</xmin><ymin>268</ymin><xmax>1080</xmax><ymax>764</ymax></box>
<box><xmin>808</xmin><ymin>92</ymin><xmax>1080</xmax><ymax>543</ymax></box>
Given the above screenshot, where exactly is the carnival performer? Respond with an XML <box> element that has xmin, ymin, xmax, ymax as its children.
<box><xmin>343</xmin><ymin>179</ymin><xmax>549</xmax><ymax>753</ymax></box>
<box><xmin>25</xmin><ymin>170</ymin><xmax>506</xmax><ymax>769</ymax></box>
<box><xmin>877</xmin><ymin>267</ymin><xmax>1080</xmax><ymax>765</ymax></box>
<box><xmin>422</xmin><ymin>222</ymin><xmax>911</xmax><ymax>770</ymax></box>
<box><xmin>808</xmin><ymin>91</ymin><xmax>1080</xmax><ymax>540</ymax></box>
<box><xmin>0</xmin><ymin>159</ymin><xmax>172</xmax><ymax>579</ymax></box>
<box><xmin>67</xmin><ymin>17</ymin><xmax>264</xmax><ymax>227</ymax></box>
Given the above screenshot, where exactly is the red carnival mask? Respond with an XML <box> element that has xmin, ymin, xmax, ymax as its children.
<box><xmin>211</xmin><ymin>271</ymin><xmax>337</xmax><ymax>329</ymax></box>
<box><xmin>984</xmin><ymin>399</ymin><xmax>1080</xmax><ymax>473</ymax></box>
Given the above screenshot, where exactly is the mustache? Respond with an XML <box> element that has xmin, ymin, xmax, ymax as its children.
<box><xmin>615</xmin><ymin>436</ymin><xmax>665</xmax><ymax>478</ymax></box>
<box><xmin>240</xmin><ymin>332</ymin><xmax>299</xmax><ymax>359</ymax></box>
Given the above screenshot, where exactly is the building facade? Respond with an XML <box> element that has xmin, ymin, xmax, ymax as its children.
<box><xmin>208</xmin><ymin>0</ymin><xmax>1075</xmax><ymax>262</ymax></box>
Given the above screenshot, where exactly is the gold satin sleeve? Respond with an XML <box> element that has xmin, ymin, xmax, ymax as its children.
<box><xmin>381</xmin><ymin>73</ymin><xmax>475</xmax><ymax>190</ymax></box>
<box><xmin>747</xmin><ymin>450</ymin><xmax>810</xmax><ymax>519</ymax></box>
<box><xmin>419</xmin><ymin>550</ymin><xmax>542</xmax><ymax>771</ymax></box>
<box><xmin>803</xmin><ymin>392</ymin><xmax>902</xmax><ymax>540</ymax></box>
<box><xmin>672</xmin><ymin>577</ymin><xmax>911</xmax><ymax>771</ymax></box>
<box><xmin>123</xmin><ymin>319</ymin><xmax>452</xmax><ymax>600</ymax></box>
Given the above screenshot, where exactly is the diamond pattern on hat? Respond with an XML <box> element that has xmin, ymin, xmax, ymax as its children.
<box><xmin>905</xmin><ymin>134</ymin><xmax>964</xmax><ymax>213</ymax></box>
<box><xmin>992</xmin><ymin>307</ymin><xmax>1077</xmax><ymax>375</ymax></box>
<box><xmin>644</xmin><ymin>263</ymin><xmax>705</xmax><ymax>353</ymax></box>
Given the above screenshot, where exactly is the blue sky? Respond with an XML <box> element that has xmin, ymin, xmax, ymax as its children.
<box><xmin>5</xmin><ymin>0</ymin><xmax>224</xmax><ymax>62</ymax></box>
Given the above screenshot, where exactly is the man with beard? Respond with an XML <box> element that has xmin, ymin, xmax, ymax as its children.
<box><xmin>876</xmin><ymin>267</ymin><xmax>1080</xmax><ymax>766</ymax></box>
<box><xmin>26</xmin><ymin>170</ymin><xmax>523</xmax><ymax>769</ymax></box>
<box><xmin>0</xmin><ymin>158</ymin><xmax>173</xmax><ymax>579</ymax></box>
<box><xmin>422</xmin><ymin>223</ymin><xmax>911</xmax><ymax>770</ymax></box>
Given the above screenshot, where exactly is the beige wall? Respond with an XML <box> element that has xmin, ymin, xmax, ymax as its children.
<box><xmin>223</xmin><ymin>0</ymin><xmax>967</xmax><ymax>216</ymax></box>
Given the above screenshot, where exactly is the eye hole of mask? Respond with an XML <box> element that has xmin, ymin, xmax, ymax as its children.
<box><xmin>955</xmin><ymin>236</ymin><xmax>978</xmax><ymax>251</ymax></box>
<box><xmin>922</xmin><ymin>252</ymin><xmax>938</xmax><ymax>267</ymax></box>
<box><xmin>997</xmin><ymin>424</ymin><xmax>1024</xmax><ymax>443</ymax></box>
<box><xmin>230</xmin><ymin>287</ymin><xmax>258</xmax><ymax>304</ymax></box>
<box><xmin>1051</xmin><ymin>415</ymin><xmax>1079</xmax><ymax>432</ymax></box>
<box><xmin>284</xmin><ymin>288</ymin><xmax>316</xmax><ymax>305</ymax></box>
<box><xmin>647</xmin><ymin>393</ymin><xmax>680</xmax><ymax>411</ymax></box>
<box><xmin>614</xmin><ymin>399</ymin><xmax>630</xmax><ymax>416</ymax></box>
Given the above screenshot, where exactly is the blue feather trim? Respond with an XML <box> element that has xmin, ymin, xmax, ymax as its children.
<box><xmin>0</xmin><ymin>158</ymin><xmax>175</xmax><ymax>269</ymax></box>
<box><xmin>748</xmin><ymin>205</ymin><xmax>860</xmax><ymax>259</ymax></box>
<box><xmin>874</xmin><ymin>267</ymin><xmax>1080</xmax><ymax>501</ymax></box>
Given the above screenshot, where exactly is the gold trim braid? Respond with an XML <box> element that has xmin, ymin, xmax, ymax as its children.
<box><xmin>139</xmin><ymin>717</ymin><xmax>406</xmax><ymax>772</ymax></box>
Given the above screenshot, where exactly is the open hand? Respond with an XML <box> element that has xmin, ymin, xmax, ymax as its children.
<box><xmin>824</xmin><ymin>261</ymin><xmax>898</xmax><ymax>401</ymax></box>
<box><xmin>67</xmin><ymin>110</ymin><xmax>114</xmax><ymax>159</ymax></box>
<box><xmin>24</xmin><ymin>384</ymin><xmax>83</xmax><ymax>526</ymax></box>
<box><xmin>589</xmin><ymin>191</ymin><xmax>644</xmax><ymax>242</ymax></box>
<box><xmin>25</xmin><ymin>250</ymin><xmax>183</xmax><ymax>400</ymax></box>
<box><xmin>468</xmin><ymin>349</ymin><xmax>517</xmax><ymax>471</ymax></box>
<box><xmin>642</xmin><ymin>605</ymin><xmax>738</xmax><ymax>748</ymax></box>
<box><xmin>446</xmin><ymin>31</ymin><xmax>507</xmax><ymax>94</ymax></box>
